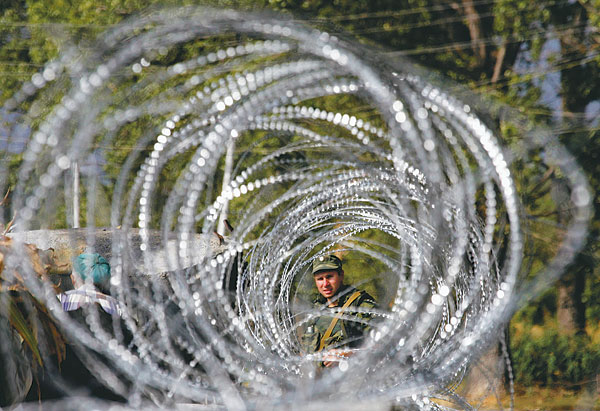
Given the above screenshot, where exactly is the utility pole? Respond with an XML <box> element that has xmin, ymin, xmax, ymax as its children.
<box><xmin>217</xmin><ymin>140</ymin><xmax>235</xmax><ymax>235</ymax></box>
<box><xmin>73</xmin><ymin>161</ymin><xmax>80</xmax><ymax>228</ymax></box>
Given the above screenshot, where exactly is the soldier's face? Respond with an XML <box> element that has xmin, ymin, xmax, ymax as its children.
<box><xmin>314</xmin><ymin>270</ymin><xmax>344</xmax><ymax>299</ymax></box>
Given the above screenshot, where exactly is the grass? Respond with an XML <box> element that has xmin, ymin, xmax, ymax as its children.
<box><xmin>459</xmin><ymin>380</ymin><xmax>600</xmax><ymax>410</ymax></box>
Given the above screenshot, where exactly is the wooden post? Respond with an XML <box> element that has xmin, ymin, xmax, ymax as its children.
<box><xmin>72</xmin><ymin>161</ymin><xmax>80</xmax><ymax>229</ymax></box>
<box><xmin>217</xmin><ymin>140</ymin><xmax>235</xmax><ymax>235</ymax></box>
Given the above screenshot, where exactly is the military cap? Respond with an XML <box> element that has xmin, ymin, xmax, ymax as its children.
<box><xmin>312</xmin><ymin>254</ymin><xmax>342</xmax><ymax>274</ymax></box>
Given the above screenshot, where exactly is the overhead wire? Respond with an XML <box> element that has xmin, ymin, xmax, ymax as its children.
<box><xmin>386</xmin><ymin>21</ymin><xmax>595</xmax><ymax>56</ymax></box>
<box><xmin>0</xmin><ymin>18</ymin><xmax>595</xmax><ymax>81</ymax></box>
<box><xmin>473</xmin><ymin>49</ymin><xmax>600</xmax><ymax>94</ymax></box>
<box><xmin>300</xmin><ymin>0</ymin><xmax>559</xmax><ymax>23</ymax></box>
<box><xmin>0</xmin><ymin>0</ymin><xmax>501</xmax><ymax>27</ymax></box>
<box><xmin>0</xmin><ymin>1</ymin><xmax>587</xmax><ymax>57</ymax></box>
<box><xmin>0</xmin><ymin>0</ymin><xmax>567</xmax><ymax>30</ymax></box>
<box><xmin>0</xmin><ymin>3</ymin><xmax>597</xmax><ymax>120</ymax></box>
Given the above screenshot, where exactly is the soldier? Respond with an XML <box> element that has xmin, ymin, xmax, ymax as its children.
<box><xmin>301</xmin><ymin>254</ymin><xmax>377</xmax><ymax>367</ymax></box>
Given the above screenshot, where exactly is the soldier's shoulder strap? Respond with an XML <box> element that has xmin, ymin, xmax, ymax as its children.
<box><xmin>317</xmin><ymin>290</ymin><xmax>361</xmax><ymax>352</ymax></box>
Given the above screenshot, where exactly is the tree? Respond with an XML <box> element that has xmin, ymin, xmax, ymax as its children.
<box><xmin>550</xmin><ymin>1</ymin><xmax>600</xmax><ymax>335</ymax></box>
<box><xmin>1</xmin><ymin>0</ymin><xmax>599</xmax><ymax>402</ymax></box>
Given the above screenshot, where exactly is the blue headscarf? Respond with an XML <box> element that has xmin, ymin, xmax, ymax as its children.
<box><xmin>73</xmin><ymin>253</ymin><xmax>111</xmax><ymax>285</ymax></box>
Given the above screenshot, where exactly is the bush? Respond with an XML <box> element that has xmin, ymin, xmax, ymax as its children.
<box><xmin>511</xmin><ymin>328</ymin><xmax>600</xmax><ymax>387</ymax></box>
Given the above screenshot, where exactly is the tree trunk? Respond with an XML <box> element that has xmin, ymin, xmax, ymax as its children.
<box><xmin>491</xmin><ymin>42</ymin><xmax>506</xmax><ymax>84</ymax></box>
<box><xmin>553</xmin><ymin>178</ymin><xmax>587</xmax><ymax>334</ymax></box>
<box><xmin>461</xmin><ymin>0</ymin><xmax>486</xmax><ymax>65</ymax></box>
<box><xmin>554</xmin><ymin>2</ymin><xmax>589</xmax><ymax>336</ymax></box>
<box><xmin>557</xmin><ymin>267</ymin><xmax>587</xmax><ymax>334</ymax></box>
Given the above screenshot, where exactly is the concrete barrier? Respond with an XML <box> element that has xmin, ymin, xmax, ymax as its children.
<box><xmin>7</xmin><ymin>228</ymin><xmax>227</xmax><ymax>276</ymax></box>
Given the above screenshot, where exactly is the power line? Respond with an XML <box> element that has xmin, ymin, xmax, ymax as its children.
<box><xmin>325</xmin><ymin>0</ymin><xmax>564</xmax><ymax>33</ymax></box>
<box><xmin>0</xmin><ymin>0</ymin><xmax>568</xmax><ymax>31</ymax></box>
<box><xmin>386</xmin><ymin>21</ymin><xmax>595</xmax><ymax>56</ymax></box>
<box><xmin>473</xmin><ymin>50</ymin><xmax>600</xmax><ymax>93</ymax></box>
<box><xmin>0</xmin><ymin>71</ymin><xmax>35</xmax><ymax>77</ymax></box>
<box><xmin>321</xmin><ymin>0</ymin><xmax>499</xmax><ymax>21</ymax></box>
<box><xmin>0</xmin><ymin>17</ymin><xmax>594</xmax><ymax>79</ymax></box>
<box><xmin>0</xmin><ymin>0</ymin><xmax>557</xmax><ymax>26</ymax></box>
<box><xmin>0</xmin><ymin>20</ymin><xmax>117</xmax><ymax>28</ymax></box>
<box><xmin>0</xmin><ymin>4</ymin><xmax>597</xmax><ymax>125</ymax></box>
<box><xmin>312</xmin><ymin>0</ymin><xmax>569</xmax><ymax>23</ymax></box>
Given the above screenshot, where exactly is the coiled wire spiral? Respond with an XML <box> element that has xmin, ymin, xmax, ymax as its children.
<box><xmin>0</xmin><ymin>7</ymin><xmax>591</xmax><ymax>410</ymax></box>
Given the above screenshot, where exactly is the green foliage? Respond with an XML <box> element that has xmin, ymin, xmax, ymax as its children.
<box><xmin>511</xmin><ymin>327</ymin><xmax>600</xmax><ymax>387</ymax></box>
<box><xmin>513</xmin><ymin>288</ymin><xmax>557</xmax><ymax>325</ymax></box>
<box><xmin>581</xmin><ymin>0</ymin><xmax>600</xmax><ymax>29</ymax></box>
<box><xmin>584</xmin><ymin>271</ymin><xmax>600</xmax><ymax>324</ymax></box>
<box><xmin>5</xmin><ymin>295</ymin><xmax>42</xmax><ymax>366</ymax></box>
<box><xmin>492</xmin><ymin>0</ymin><xmax>549</xmax><ymax>58</ymax></box>
<box><xmin>0</xmin><ymin>1</ymin><xmax>599</xmax><ymax>395</ymax></box>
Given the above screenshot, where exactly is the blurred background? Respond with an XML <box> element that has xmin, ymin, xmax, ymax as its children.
<box><xmin>1</xmin><ymin>1</ymin><xmax>599</xmax><ymax>409</ymax></box>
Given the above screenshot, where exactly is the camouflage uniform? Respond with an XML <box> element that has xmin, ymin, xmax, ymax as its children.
<box><xmin>301</xmin><ymin>284</ymin><xmax>377</xmax><ymax>354</ymax></box>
